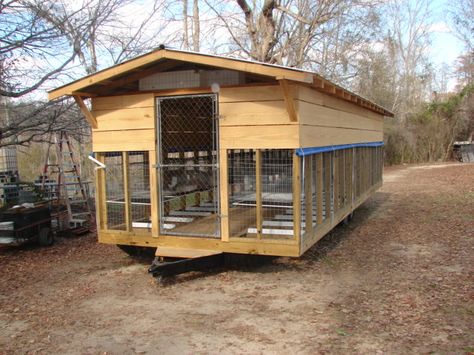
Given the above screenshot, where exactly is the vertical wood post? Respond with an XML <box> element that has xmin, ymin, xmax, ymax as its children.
<box><xmin>122</xmin><ymin>152</ymin><xmax>132</xmax><ymax>232</ymax></box>
<box><xmin>316</xmin><ymin>154</ymin><xmax>323</xmax><ymax>225</ymax></box>
<box><xmin>304</xmin><ymin>155</ymin><xmax>313</xmax><ymax>238</ymax></box>
<box><xmin>324</xmin><ymin>153</ymin><xmax>331</xmax><ymax>222</ymax></box>
<box><xmin>95</xmin><ymin>153</ymin><xmax>107</xmax><ymax>230</ymax></box>
<box><xmin>292</xmin><ymin>153</ymin><xmax>301</xmax><ymax>243</ymax></box>
<box><xmin>149</xmin><ymin>151</ymin><xmax>159</xmax><ymax>237</ymax></box>
<box><xmin>333</xmin><ymin>150</ymin><xmax>339</xmax><ymax>212</ymax></box>
<box><xmin>255</xmin><ymin>149</ymin><xmax>263</xmax><ymax>239</ymax></box>
<box><xmin>219</xmin><ymin>148</ymin><xmax>230</xmax><ymax>241</ymax></box>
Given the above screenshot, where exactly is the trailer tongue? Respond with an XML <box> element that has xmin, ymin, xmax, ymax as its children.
<box><xmin>148</xmin><ymin>247</ymin><xmax>223</xmax><ymax>282</ymax></box>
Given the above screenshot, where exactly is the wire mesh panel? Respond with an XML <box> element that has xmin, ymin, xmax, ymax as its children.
<box><xmin>129</xmin><ymin>151</ymin><xmax>151</xmax><ymax>230</ymax></box>
<box><xmin>228</xmin><ymin>149</ymin><xmax>257</xmax><ymax>237</ymax></box>
<box><xmin>104</xmin><ymin>152</ymin><xmax>125</xmax><ymax>230</ymax></box>
<box><xmin>260</xmin><ymin>150</ymin><xmax>294</xmax><ymax>239</ymax></box>
<box><xmin>156</xmin><ymin>94</ymin><xmax>219</xmax><ymax>238</ymax></box>
<box><xmin>228</xmin><ymin>149</ymin><xmax>295</xmax><ymax>239</ymax></box>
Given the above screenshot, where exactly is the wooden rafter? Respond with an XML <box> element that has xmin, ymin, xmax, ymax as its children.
<box><xmin>73</xmin><ymin>95</ymin><xmax>98</xmax><ymax>129</ymax></box>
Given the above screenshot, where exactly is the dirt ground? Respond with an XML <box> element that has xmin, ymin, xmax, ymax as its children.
<box><xmin>0</xmin><ymin>163</ymin><xmax>473</xmax><ymax>354</ymax></box>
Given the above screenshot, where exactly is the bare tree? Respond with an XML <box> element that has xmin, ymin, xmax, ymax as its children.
<box><xmin>0</xmin><ymin>0</ymin><xmax>172</xmax><ymax>148</ymax></box>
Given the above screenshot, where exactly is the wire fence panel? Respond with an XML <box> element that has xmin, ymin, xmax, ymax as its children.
<box><xmin>228</xmin><ymin>149</ymin><xmax>295</xmax><ymax>239</ymax></box>
<box><xmin>228</xmin><ymin>149</ymin><xmax>257</xmax><ymax>237</ymax></box>
<box><xmin>156</xmin><ymin>94</ymin><xmax>219</xmax><ymax>238</ymax></box>
<box><xmin>128</xmin><ymin>151</ymin><xmax>151</xmax><ymax>230</ymax></box>
<box><xmin>104</xmin><ymin>152</ymin><xmax>125</xmax><ymax>230</ymax></box>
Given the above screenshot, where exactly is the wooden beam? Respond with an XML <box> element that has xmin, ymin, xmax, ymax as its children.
<box><xmin>73</xmin><ymin>95</ymin><xmax>98</xmax><ymax>129</ymax></box>
<box><xmin>219</xmin><ymin>148</ymin><xmax>230</xmax><ymax>242</ymax></box>
<box><xmin>149</xmin><ymin>151</ymin><xmax>159</xmax><ymax>238</ymax></box>
<box><xmin>122</xmin><ymin>152</ymin><xmax>132</xmax><ymax>232</ymax></box>
<box><xmin>292</xmin><ymin>153</ymin><xmax>301</xmax><ymax>244</ymax></box>
<box><xmin>95</xmin><ymin>153</ymin><xmax>107</xmax><ymax>230</ymax></box>
<box><xmin>304</xmin><ymin>155</ymin><xmax>313</xmax><ymax>237</ymax></box>
<box><xmin>279</xmin><ymin>79</ymin><xmax>298</xmax><ymax>122</ymax></box>
<box><xmin>316</xmin><ymin>154</ymin><xmax>323</xmax><ymax>225</ymax></box>
<box><xmin>324</xmin><ymin>153</ymin><xmax>332</xmax><ymax>221</ymax></box>
<box><xmin>256</xmin><ymin>149</ymin><xmax>263</xmax><ymax>239</ymax></box>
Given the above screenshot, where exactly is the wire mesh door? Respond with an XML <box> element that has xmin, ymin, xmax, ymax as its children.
<box><xmin>156</xmin><ymin>94</ymin><xmax>220</xmax><ymax>238</ymax></box>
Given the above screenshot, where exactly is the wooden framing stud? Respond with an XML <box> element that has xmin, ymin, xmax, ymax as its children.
<box><xmin>256</xmin><ymin>149</ymin><xmax>263</xmax><ymax>239</ymax></box>
<box><xmin>122</xmin><ymin>152</ymin><xmax>132</xmax><ymax>232</ymax></box>
<box><xmin>292</xmin><ymin>153</ymin><xmax>302</xmax><ymax>243</ymax></box>
<box><xmin>219</xmin><ymin>148</ymin><xmax>230</xmax><ymax>242</ymax></box>
<box><xmin>304</xmin><ymin>155</ymin><xmax>313</xmax><ymax>237</ymax></box>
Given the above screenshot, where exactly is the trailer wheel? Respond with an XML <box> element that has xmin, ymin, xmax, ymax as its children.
<box><xmin>224</xmin><ymin>253</ymin><xmax>275</xmax><ymax>269</ymax></box>
<box><xmin>117</xmin><ymin>245</ymin><xmax>155</xmax><ymax>260</ymax></box>
<box><xmin>38</xmin><ymin>227</ymin><xmax>54</xmax><ymax>246</ymax></box>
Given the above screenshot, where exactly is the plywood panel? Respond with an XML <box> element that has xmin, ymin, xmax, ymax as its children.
<box><xmin>297</xmin><ymin>86</ymin><xmax>383</xmax><ymax>120</ymax></box>
<box><xmin>300</xmin><ymin>125</ymin><xmax>382</xmax><ymax>147</ymax></box>
<box><xmin>297</xmin><ymin>100</ymin><xmax>383</xmax><ymax>132</ymax></box>
<box><xmin>93</xmin><ymin>129</ymin><xmax>155</xmax><ymax>152</ymax></box>
<box><xmin>220</xmin><ymin>100</ymin><xmax>293</xmax><ymax>126</ymax></box>
<box><xmin>220</xmin><ymin>125</ymin><xmax>299</xmax><ymax>149</ymax></box>
<box><xmin>93</xmin><ymin>107</ymin><xmax>154</xmax><ymax>130</ymax></box>
<box><xmin>91</xmin><ymin>93</ymin><xmax>154</xmax><ymax>110</ymax></box>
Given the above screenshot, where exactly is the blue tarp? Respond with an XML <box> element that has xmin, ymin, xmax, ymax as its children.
<box><xmin>296</xmin><ymin>141</ymin><xmax>384</xmax><ymax>157</ymax></box>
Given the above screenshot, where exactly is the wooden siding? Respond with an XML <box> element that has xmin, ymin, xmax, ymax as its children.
<box><xmin>296</xmin><ymin>86</ymin><xmax>384</xmax><ymax>147</ymax></box>
<box><xmin>91</xmin><ymin>93</ymin><xmax>155</xmax><ymax>152</ymax></box>
<box><xmin>219</xmin><ymin>85</ymin><xmax>299</xmax><ymax>149</ymax></box>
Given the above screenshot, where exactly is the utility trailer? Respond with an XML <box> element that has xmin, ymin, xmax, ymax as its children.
<box><xmin>0</xmin><ymin>204</ymin><xmax>53</xmax><ymax>246</ymax></box>
<box><xmin>48</xmin><ymin>48</ymin><xmax>393</xmax><ymax>274</ymax></box>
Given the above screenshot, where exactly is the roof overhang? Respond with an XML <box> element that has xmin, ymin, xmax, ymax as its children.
<box><xmin>48</xmin><ymin>48</ymin><xmax>394</xmax><ymax>117</ymax></box>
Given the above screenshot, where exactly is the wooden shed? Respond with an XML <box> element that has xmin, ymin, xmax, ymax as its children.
<box><xmin>48</xmin><ymin>48</ymin><xmax>393</xmax><ymax>259</ymax></box>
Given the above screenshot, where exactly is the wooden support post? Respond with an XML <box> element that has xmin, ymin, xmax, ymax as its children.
<box><xmin>255</xmin><ymin>149</ymin><xmax>263</xmax><ymax>239</ymax></box>
<box><xmin>304</xmin><ymin>155</ymin><xmax>313</xmax><ymax>237</ymax></box>
<box><xmin>208</xmin><ymin>150</ymin><xmax>214</xmax><ymax>203</ymax></box>
<box><xmin>194</xmin><ymin>151</ymin><xmax>201</xmax><ymax>206</ymax></box>
<box><xmin>149</xmin><ymin>151</ymin><xmax>159</xmax><ymax>237</ymax></box>
<box><xmin>324</xmin><ymin>153</ymin><xmax>331</xmax><ymax>221</ymax></box>
<box><xmin>316</xmin><ymin>154</ymin><xmax>323</xmax><ymax>225</ymax></box>
<box><xmin>95</xmin><ymin>153</ymin><xmax>107</xmax><ymax>230</ymax></box>
<box><xmin>348</xmin><ymin>149</ymin><xmax>353</xmax><ymax>207</ymax></box>
<box><xmin>293</xmin><ymin>153</ymin><xmax>301</xmax><ymax>243</ymax></box>
<box><xmin>219</xmin><ymin>149</ymin><xmax>230</xmax><ymax>242</ymax></box>
<box><xmin>279</xmin><ymin>79</ymin><xmax>298</xmax><ymax>122</ymax></box>
<box><xmin>73</xmin><ymin>95</ymin><xmax>98</xmax><ymax>129</ymax></box>
<box><xmin>333</xmin><ymin>151</ymin><xmax>339</xmax><ymax>212</ymax></box>
<box><xmin>122</xmin><ymin>152</ymin><xmax>132</xmax><ymax>232</ymax></box>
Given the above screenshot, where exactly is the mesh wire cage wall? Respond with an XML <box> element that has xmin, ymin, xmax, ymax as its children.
<box><xmin>300</xmin><ymin>145</ymin><xmax>383</xmax><ymax>241</ymax></box>
<box><xmin>104</xmin><ymin>152</ymin><xmax>125</xmax><ymax>230</ymax></box>
<box><xmin>128</xmin><ymin>151</ymin><xmax>151</xmax><ymax>229</ymax></box>
<box><xmin>103</xmin><ymin>151</ymin><xmax>151</xmax><ymax>231</ymax></box>
<box><xmin>156</xmin><ymin>94</ymin><xmax>219</xmax><ymax>238</ymax></box>
<box><xmin>228</xmin><ymin>149</ymin><xmax>296</xmax><ymax>239</ymax></box>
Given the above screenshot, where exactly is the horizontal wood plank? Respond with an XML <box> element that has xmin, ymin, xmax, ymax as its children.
<box><xmin>297</xmin><ymin>86</ymin><xmax>384</xmax><ymax>120</ymax></box>
<box><xmin>220</xmin><ymin>100</ymin><xmax>293</xmax><ymax>126</ymax></box>
<box><xmin>91</xmin><ymin>93</ymin><xmax>154</xmax><ymax>110</ymax></box>
<box><xmin>93</xmin><ymin>129</ymin><xmax>155</xmax><ymax>152</ymax></box>
<box><xmin>300</xmin><ymin>125</ymin><xmax>383</xmax><ymax>147</ymax></box>
<box><xmin>219</xmin><ymin>85</ymin><xmax>282</xmax><ymax>103</ymax></box>
<box><xmin>93</xmin><ymin>107</ymin><xmax>155</xmax><ymax>131</ymax></box>
<box><xmin>220</xmin><ymin>125</ymin><xmax>299</xmax><ymax>149</ymax></box>
<box><xmin>297</xmin><ymin>100</ymin><xmax>383</xmax><ymax>131</ymax></box>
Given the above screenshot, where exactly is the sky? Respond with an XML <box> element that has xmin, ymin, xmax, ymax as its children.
<box><xmin>428</xmin><ymin>0</ymin><xmax>465</xmax><ymax>89</ymax></box>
